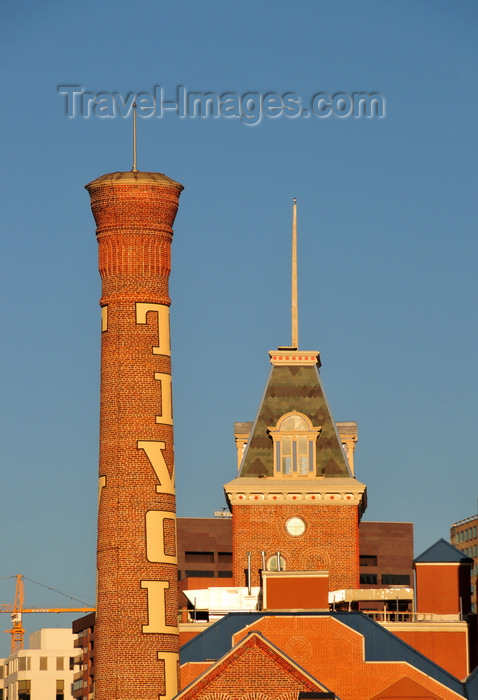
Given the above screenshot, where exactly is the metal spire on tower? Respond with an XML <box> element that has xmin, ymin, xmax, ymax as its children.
<box><xmin>291</xmin><ymin>197</ymin><xmax>298</xmax><ymax>349</ymax></box>
<box><xmin>132</xmin><ymin>101</ymin><xmax>138</xmax><ymax>172</ymax></box>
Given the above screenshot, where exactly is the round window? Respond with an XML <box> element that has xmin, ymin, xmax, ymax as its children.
<box><xmin>286</xmin><ymin>516</ymin><xmax>306</xmax><ymax>536</ymax></box>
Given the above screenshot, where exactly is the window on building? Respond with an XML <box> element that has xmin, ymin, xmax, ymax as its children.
<box><xmin>268</xmin><ymin>413</ymin><xmax>321</xmax><ymax>476</ymax></box>
<box><xmin>18</xmin><ymin>681</ymin><xmax>30</xmax><ymax>700</ymax></box>
<box><xmin>69</xmin><ymin>657</ymin><xmax>75</xmax><ymax>671</ymax></box>
<box><xmin>218</xmin><ymin>570</ymin><xmax>233</xmax><ymax>578</ymax></box>
<box><xmin>185</xmin><ymin>551</ymin><xmax>214</xmax><ymax>563</ymax></box>
<box><xmin>184</xmin><ymin>570</ymin><xmax>214</xmax><ymax>578</ymax></box>
<box><xmin>381</xmin><ymin>574</ymin><xmax>410</xmax><ymax>585</ymax></box>
<box><xmin>266</xmin><ymin>555</ymin><xmax>286</xmax><ymax>572</ymax></box>
<box><xmin>359</xmin><ymin>555</ymin><xmax>377</xmax><ymax>567</ymax></box>
<box><xmin>39</xmin><ymin>657</ymin><xmax>48</xmax><ymax>671</ymax></box>
<box><xmin>18</xmin><ymin>657</ymin><xmax>30</xmax><ymax>672</ymax></box>
<box><xmin>56</xmin><ymin>657</ymin><xmax>64</xmax><ymax>671</ymax></box>
<box><xmin>56</xmin><ymin>679</ymin><xmax>64</xmax><ymax>700</ymax></box>
<box><xmin>360</xmin><ymin>573</ymin><xmax>377</xmax><ymax>584</ymax></box>
<box><xmin>218</xmin><ymin>552</ymin><xmax>232</xmax><ymax>564</ymax></box>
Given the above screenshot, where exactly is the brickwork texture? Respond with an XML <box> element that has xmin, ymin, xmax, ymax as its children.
<box><xmin>232</xmin><ymin>503</ymin><xmax>360</xmax><ymax>590</ymax></box>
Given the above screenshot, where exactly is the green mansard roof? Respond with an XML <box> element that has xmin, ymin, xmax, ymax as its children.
<box><xmin>238</xmin><ymin>353</ymin><xmax>351</xmax><ymax>479</ymax></box>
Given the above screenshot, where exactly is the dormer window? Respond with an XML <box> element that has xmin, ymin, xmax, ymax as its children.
<box><xmin>268</xmin><ymin>412</ymin><xmax>321</xmax><ymax>477</ymax></box>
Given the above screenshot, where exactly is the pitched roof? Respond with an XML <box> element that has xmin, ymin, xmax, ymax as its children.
<box><xmin>369</xmin><ymin>676</ymin><xmax>449</xmax><ymax>700</ymax></box>
<box><xmin>239</xmin><ymin>362</ymin><xmax>351</xmax><ymax>478</ymax></box>
<box><xmin>177</xmin><ymin>630</ymin><xmax>333</xmax><ymax>699</ymax></box>
<box><xmin>414</xmin><ymin>538</ymin><xmax>474</xmax><ymax>564</ymax></box>
<box><xmin>180</xmin><ymin>611</ymin><xmax>466</xmax><ymax>697</ymax></box>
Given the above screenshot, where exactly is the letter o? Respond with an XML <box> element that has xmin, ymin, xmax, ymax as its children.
<box><xmin>332</xmin><ymin>93</ymin><xmax>352</xmax><ymax>118</ymax></box>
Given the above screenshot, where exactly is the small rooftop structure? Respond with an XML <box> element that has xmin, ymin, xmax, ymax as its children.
<box><xmin>415</xmin><ymin>538</ymin><xmax>474</xmax><ymax>564</ymax></box>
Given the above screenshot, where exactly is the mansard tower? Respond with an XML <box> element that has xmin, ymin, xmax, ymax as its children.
<box><xmin>224</xmin><ymin>200</ymin><xmax>366</xmax><ymax>591</ymax></box>
<box><xmin>86</xmin><ymin>170</ymin><xmax>183</xmax><ymax>700</ymax></box>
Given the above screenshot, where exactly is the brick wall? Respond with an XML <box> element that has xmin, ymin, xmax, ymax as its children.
<box><xmin>415</xmin><ymin>562</ymin><xmax>472</xmax><ymax>615</ymax></box>
<box><xmin>179</xmin><ymin>632</ymin><xmax>326</xmax><ymax>699</ymax></box>
<box><xmin>232</xmin><ymin>503</ymin><xmax>360</xmax><ymax>590</ymax></box>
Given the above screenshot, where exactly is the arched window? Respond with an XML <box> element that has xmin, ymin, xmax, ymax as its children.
<box><xmin>268</xmin><ymin>412</ymin><xmax>321</xmax><ymax>477</ymax></box>
<box><xmin>266</xmin><ymin>554</ymin><xmax>286</xmax><ymax>571</ymax></box>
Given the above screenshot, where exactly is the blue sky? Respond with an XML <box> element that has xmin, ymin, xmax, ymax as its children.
<box><xmin>0</xmin><ymin>0</ymin><xmax>477</xmax><ymax>655</ymax></box>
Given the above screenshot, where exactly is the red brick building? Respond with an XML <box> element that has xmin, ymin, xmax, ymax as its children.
<box><xmin>177</xmin><ymin>518</ymin><xmax>414</xmax><ymax>588</ymax></box>
<box><xmin>177</xmin><ymin>340</ymin><xmax>476</xmax><ymax>697</ymax></box>
<box><xmin>179</xmin><ymin>611</ymin><xmax>473</xmax><ymax>699</ymax></box>
<box><xmin>176</xmin><ymin>517</ymin><xmax>233</xmax><ymax>582</ymax></box>
<box><xmin>359</xmin><ymin>521</ymin><xmax>413</xmax><ymax>589</ymax></box>
<box><xmin>72</xmin><ymin>612</ymin><xmax>95</xmax><ymax>700</ymax></box>
<box><xmin>80</xmin><ymin>175</ymin><xmax>478</xmax><ymax>699</ymax></box>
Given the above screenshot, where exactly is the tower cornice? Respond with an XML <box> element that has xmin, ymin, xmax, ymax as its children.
<box><xmin>270</xmin><ymin>350</ymin><xmax>321</xmax><ymax>367</ymax></box>
<box><xmin>85</xmin><ymin>170</ymin><xmax>183</xmax><ymax>191</ymax></box>
<box><xmin>224</xmin><ymin>476</ymin><xmax>367</xmax><ymax>515</ymax></box>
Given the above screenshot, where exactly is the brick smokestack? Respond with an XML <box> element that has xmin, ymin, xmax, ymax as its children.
<box><xmin>86</xmin><ymin>171</ymin><xmax>183</xmax><ymax>700</ymax></box>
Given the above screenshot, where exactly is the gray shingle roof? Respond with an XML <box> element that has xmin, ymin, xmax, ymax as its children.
<box><xmin>415</xmin><ymin>538</ymin><xmax>474</xmax><ymax>564</ymax></box>
<box><xmin>239</xmin><ymin>364</ymin><xmax>351</xmax><ymax>478</ymax></box>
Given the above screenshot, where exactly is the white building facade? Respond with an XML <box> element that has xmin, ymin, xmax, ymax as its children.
<box><xmin>1</xmin><ymin>629</ymin><xmax>77</xmax><ymax>700</ymax></box>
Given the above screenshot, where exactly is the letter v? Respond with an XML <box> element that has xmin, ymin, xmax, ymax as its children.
<box><xmin>138</xmin><ymin>440</ymin><xmax>175</xmax><ymax>494</ymax></box>
<box><xmin>114</xmin><ymin>92</ymin><xmax>137</xmax><ymax>117</ymax></box>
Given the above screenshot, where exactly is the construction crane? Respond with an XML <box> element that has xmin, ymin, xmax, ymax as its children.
<box><xmin>0</xmin><ymin>574</ymin><xmax>95</xmax><ymax>653</ymax></box>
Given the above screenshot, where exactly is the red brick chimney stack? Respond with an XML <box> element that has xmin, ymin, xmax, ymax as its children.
<box><xmin>86</xmin><ymin>170</ymin><xmax>183</xmax><ymax>700</ymax></box>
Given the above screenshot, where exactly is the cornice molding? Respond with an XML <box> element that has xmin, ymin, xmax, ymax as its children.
<box><xmin>269</xmin><ymin>350</ymin><xmax>320</xmax><ymax>366</ymax></box>
<box><xmin>224</xmin><ymin>476</ymin><xmax>367</xmax><ymax>513</ymax></box>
